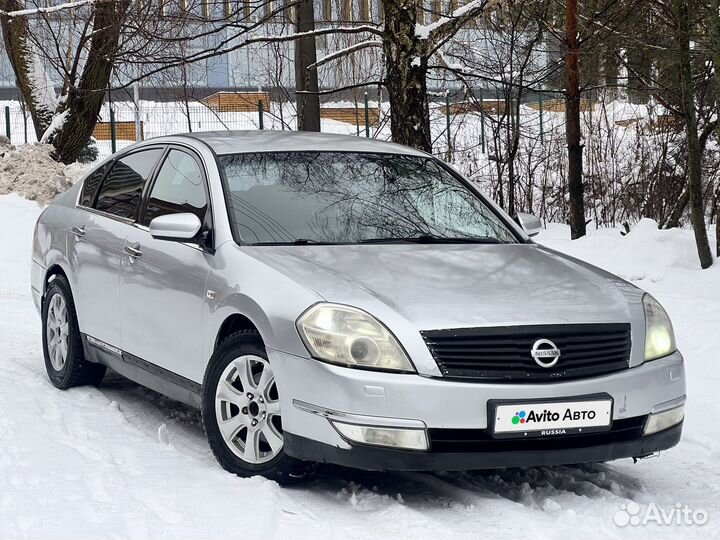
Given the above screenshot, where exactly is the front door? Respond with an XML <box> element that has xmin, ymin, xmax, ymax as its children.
<box><xmin>120</xmin><ymin>148</ymin><xmax>213</xmax><ymax>383</ymax></box>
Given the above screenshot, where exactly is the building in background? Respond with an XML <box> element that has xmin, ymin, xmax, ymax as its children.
<box><xmin>0</xmin><ymin>0</ymin><xmax>547</xmax><ymax>101</ymax></box>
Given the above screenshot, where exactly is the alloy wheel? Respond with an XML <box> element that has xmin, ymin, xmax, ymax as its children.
<box><xmin>46</xmin><ymin>293</ymin><xmax>69</xmax><ymax>371</ymax></box>
<box><xmin>214</xmin><ymin>355</ymin><xmax>283</xmax><ymax>464</ymax></box>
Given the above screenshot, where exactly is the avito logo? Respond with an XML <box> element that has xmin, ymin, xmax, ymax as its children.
<box><xmin>511</xmin><ymin>408</ymin><xmax>597</xmax><ymax>425</ymax></box>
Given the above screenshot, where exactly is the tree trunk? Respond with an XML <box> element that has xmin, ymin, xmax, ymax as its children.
<box><xmin>565</xmin><ymin>0</ymin><xmax>586</xmax><ymax>239</ymax></box>
<box><xmin>0</xmin><ymin>0</ymin><xmax>53</xmax><ymax>139</ymax></box>
<box><xmin>506</xmin><ymin>98</ymin><xmax>515</xmax><ymax>216</ymax></box>
<box><xmin>677</xmin><ymin>1</ymin><xmax>713</xmax><ymax>269</ymax></box>
<box><xmin>1</xmin><ymin>0</ymin><xmax>129</xmax><ymax>164</ymax></box>
<box><xmin>295</xmin><ymin>0</ymin><xmax>320</xmax><ymax>132</ymax></box>
<box><xmin>714</xmin><ymin>186</ymin><xmax>720</xmax><ymax>258</ymax></box>
<box><xmin>50</xmin><ymin>0</ymin><xmax>129</xmax><ymax>164</ymax></box>
<box><xmin>710</xmin><ymin>0</ymin><xmax>720</xmax><ymax>259</ymax></box>
<box><xmin>662</xmin><ymin>188</ymin><xmax>689</xmax><ymax>230</ymax></box>
<box><xmin>382</xmin><ymin>0</ymin><xmax>431</xmax><ymax>152</ymax></box>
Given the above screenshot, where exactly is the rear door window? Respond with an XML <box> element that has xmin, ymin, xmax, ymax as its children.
<box><xmin>94</xmin><ymin>148</ymin><xmax>163</xmax><ymax>219</ymax></box>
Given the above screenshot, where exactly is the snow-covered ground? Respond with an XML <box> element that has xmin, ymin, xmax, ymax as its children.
<box><xmin>1</xmin><ymin>194</ymin><xmax>718</xmax><ymax>540</ymax></box>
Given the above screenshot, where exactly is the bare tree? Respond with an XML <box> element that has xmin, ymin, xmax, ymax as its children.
<box><xmin>380</xmin><ymin>0</ymin><xmax>504</xmax><ymax>151</ymax></box>
<box><xmin>431</xmin><ymin>0</ymin><xmax>555</xmax><ymax>216</ymax></box>
<box><xmin>0</xmin><ymin>0</ymin><xmax>295</xmax><ymax>163</ymax></box>
<box><xmin>676</xmin><ymin>0</ymin><xmax>714</xmax><ymax>268</ymax></box>
<box><xmin>1</xmin><ymin>0</ymin><xmax>131</xmax><ymax>163</ymax></box>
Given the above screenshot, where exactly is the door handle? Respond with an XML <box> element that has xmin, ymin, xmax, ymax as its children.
<box><xmin>71</xmin><ymin>226</ymin><xmax>86</xmax><ymax>238</ymax></box>
<box><xmin>124</xmin><ymin>244</ymin><xmax>142</xmax><ymax>258</ymax></box>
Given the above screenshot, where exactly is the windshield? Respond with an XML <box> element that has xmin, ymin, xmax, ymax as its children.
<box><xmin>218</xmin><ymin>152</ymin><xmax>518</xmax><ymax>245</ymax></box>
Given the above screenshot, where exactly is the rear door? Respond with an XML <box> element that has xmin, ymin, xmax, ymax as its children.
<box><xmin>120</xmin><ymin>147</ymin><xmax>213</xmax><ymax>382</ymax></box>
<box><xmin>67</xmin><ymin>147</ymin><xmax>164</xmax><ymax>348</ymax></box>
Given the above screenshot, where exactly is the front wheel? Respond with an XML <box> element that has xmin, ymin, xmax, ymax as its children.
<box><xmin>201</xmin><ymin>331</ymin><xmax>315</xmax><ymax>484</ymax></box>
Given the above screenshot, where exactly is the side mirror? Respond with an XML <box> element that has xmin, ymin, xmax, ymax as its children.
<box><xmin>514</xmin><ymin>212</ymin><xmax>542</xmax><ymax>238</ymax></box>
<box><xmin>149</xmin><ymin>213</ymin><xmax>202</xmax><ymax>241</ymax></box>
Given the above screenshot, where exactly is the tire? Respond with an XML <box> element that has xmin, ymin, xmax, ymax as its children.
<box><xmin>201</xmin><ymin>330</ymin><xmax>316</xmax><ymax>484</ymax></box>
<box><xmin>42</xmin><ymin>274</ymin><xmax>106</xmax><ymax>389</ymax></box>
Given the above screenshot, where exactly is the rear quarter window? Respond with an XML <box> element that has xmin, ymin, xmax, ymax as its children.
<box><xmin>78</xmin><ymin>163</ymin><xmax>111</xmax><ymax>207</ymax></box>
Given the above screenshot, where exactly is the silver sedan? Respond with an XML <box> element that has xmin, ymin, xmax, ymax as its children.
<box><xmin>31</xmin><ymin>131</ymin><xmax>686</xmax><ymax>483</ymax></box>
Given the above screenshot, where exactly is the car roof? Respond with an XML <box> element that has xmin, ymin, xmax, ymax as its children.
<box><xmin>156</xmin><ymin>130</ymin><xmax>430</xmax><ymax>157</ymax></box>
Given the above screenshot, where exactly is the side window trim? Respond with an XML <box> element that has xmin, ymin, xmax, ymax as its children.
<box><xmin>90</xmin><ymin>144</ymin><xmax>167</xmax><ymax>222</ymax></box>
<box><xmin>137</xmin><ymin>145</ymin><xmax>214</xmax><ymax>247</ymax></box>
<box><xmin>137</xmin><ymin>145</ymin><xmax>173</xmax><ymax>223</ymax></box>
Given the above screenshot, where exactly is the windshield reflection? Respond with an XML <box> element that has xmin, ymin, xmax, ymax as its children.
<box><xmin>218</xmin><ymin>152</ymin><xmax>518</xmax><ymax>245</ymax></box>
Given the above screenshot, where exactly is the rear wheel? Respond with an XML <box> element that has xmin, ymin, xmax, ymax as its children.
<box><xmin>202</xmin><ymin>331</ymin><xmax>316</xmax><ymax>483</ymax></box>
<box><xmin>42</xmin><ymin>275</ymin><xmax>106</xmax><ymax>389</ymax></box>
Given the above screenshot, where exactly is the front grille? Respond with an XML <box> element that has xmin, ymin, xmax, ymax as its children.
<box><xmin>422</xmin><ymin>323</ymin><xmax>631</xmax><ymax>383</ymax></box>
<box><xmin>429</xmin><ymin>416</ymin><xmax>646</xmax><ymax>453</ymax></box>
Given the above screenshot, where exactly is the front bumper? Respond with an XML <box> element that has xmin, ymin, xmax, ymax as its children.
<box><xmin>268</xmin><ymin>348</ymin><xmax>686</xmax><ymax>470</ymax></box>
<box><xmin>285</xmin><ymin>422</ymin><xmax>683</xmax><ymax>471</ymax></box>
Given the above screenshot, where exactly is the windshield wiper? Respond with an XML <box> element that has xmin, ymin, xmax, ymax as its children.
<box><xmin>359</xmin><ymin>235</ymin><xmax>509</xmax><ymax>245</ymax></box>
<box><xmin>249</xmin><ymin>239</ymin><xmax>340</xmax><ymax>246</ymax></box>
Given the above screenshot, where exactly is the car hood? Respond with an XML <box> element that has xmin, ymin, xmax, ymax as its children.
<box><xmin>242</xmin><ymin>243</ymin><xmax>641</xmax><ymax>330</ymax></box>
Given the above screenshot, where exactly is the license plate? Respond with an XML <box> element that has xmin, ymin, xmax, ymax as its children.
<box><xmin>493</xmin><ymin>398</ymin><xmax>612</xmax><ymax>438</ymax></box>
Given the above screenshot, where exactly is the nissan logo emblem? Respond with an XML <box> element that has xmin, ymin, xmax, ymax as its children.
<box><xmin>531</xmin><ymin>339</ymin><xmax>561</xmax><ymax>368</ymax></box>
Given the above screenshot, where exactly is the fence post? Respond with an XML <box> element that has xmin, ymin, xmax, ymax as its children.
<box><xmin>509</xmin><ymin>97</ymin><xmax>515</xmax><ymax>132</ymax></box>
<box><xmin>480</xmin><ymin>89</ymin><xmax>485</xmax><ymax>154</ymax></box>
<box><xmin>258</xmin><ymin>100</ymin><xmax>264</xmax><ymax>130</ymax></box>
<box><xmin>4</xmin><ymin>106</ymin><xmax>10</xmax><ymax>141</ymax></box>
<box><xmin>133</xmin><ymin>82</ymin><xmax>142</xmax><ymax>142</ymax></box>
<box><xmin>364</xmin><ymin>92</ymin><xmax>370</xmax><ymax>138</ymax></box>
<box><xmin>354</xmin><ymin>97</ymin><xmax>360</xmax><ymax>137</ymax></box>
<box><xmin>539</xmin><ymin>94</ymin><xmax>544</xmax><ymax>144</ymax></box>
<box><xmin>109</xmin><ymin>106</ymin><xmax>117</xmax><ymax>154</ymax></box>
<box><xmin>445</xmin><ymin>93</ymin><xmax>452</xmax><ymax>160</ymax></box>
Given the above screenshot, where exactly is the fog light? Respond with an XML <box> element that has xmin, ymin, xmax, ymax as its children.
<box><xmin>331</xmin><ymin>421</ymin><xmax>429</xmax><ymax>450</ymax></box>
<box><xmin>643</xmin><ymin>406</ymin><xmax>684</xmax><ymax>435</ymax></box>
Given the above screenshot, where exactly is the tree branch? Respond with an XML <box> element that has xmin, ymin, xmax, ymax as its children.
<box><xmin>115</xmin><ymin>24</ymin><xmax>383</xmax><ymax>87</ymax></box>
<box><xmin>416</xmin><ymin>0</ymin><xmax>504</xmax><ymax>49</ymax></box>
<box><xmin>307</xmin><ymin>40</ymin><xmax>382</xmax><ymax>70</ymax></box>
<box><xmin>295</xmin><ymin>81</ymin><xmax>384</xmax><ymax>96</ymax></box>
<box><xmin>1</xmin><ymin>0</ymin><xmax>100</xmax><ymax>17</ymax></box>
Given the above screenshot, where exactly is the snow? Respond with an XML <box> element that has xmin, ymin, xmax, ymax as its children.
<box><xmin>1</xmin><ymin>195</ymin><xmax>719</xmax><ymax>539</ymax></box>
<box><xmin>1</xmin><ymin>0</ymin><xmax>95</xmax><ymax>17</ymax></box>
<box><xmin>39</xmin><ymin>110</ymin><xmax>69</xmax><ymax>144</ymax></box>
<box><xmin>312</xmin><ymin>40</ymin><xmax>382</xmax><ymax>69</ymax></box>
<box><xmin>0</xmin><ymin>95</ymin><xmax>672</xmax><ymax>228</ymax></box>
<box><xmin>0</xmin><ymin>142</ymin><xmax>88</xmax><ymax>205</ymax></box>
<box><xmin>415</xmin><ymin>0</ymin><xmax>504</xmax><ymax>39</ymax></box>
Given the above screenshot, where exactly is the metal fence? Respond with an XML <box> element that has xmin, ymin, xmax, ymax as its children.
<box><xmin>1</xmin><ymin>94</ymin><xmax>565</xmax><ymax>162</ymax></box>
<box><xmin>1</xmin><ymin>97</ymin><xmax>388</xmax><ymax>159</ymax></box>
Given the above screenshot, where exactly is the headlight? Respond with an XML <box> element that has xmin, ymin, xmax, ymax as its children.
<box><xmin>296</xmin><ymin>304</ymin><xmax>415</xmax><ymax>372</ymax></box>
<box><xmin>643</xmin><ymin>294</ymin><xmax>677</xmax><ymax>361</ymax></box>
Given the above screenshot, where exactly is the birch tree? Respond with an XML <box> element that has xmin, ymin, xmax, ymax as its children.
<box><xmin>382</xmin><ymin>0</ymin><xmax>503</xmax><ymax>151</ymax></box>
